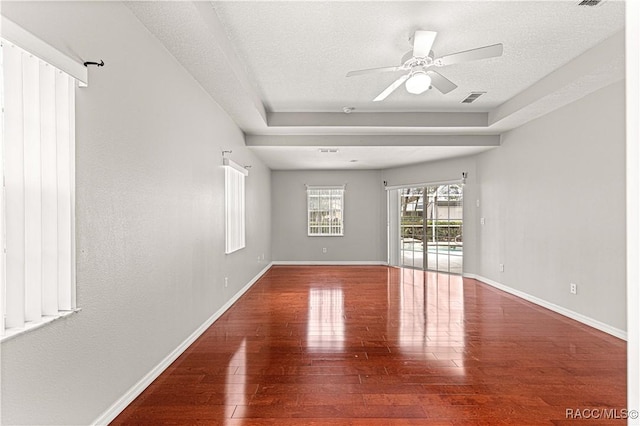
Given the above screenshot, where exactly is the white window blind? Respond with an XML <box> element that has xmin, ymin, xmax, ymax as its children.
<box><xmin>1</xmin><ymin>40</ymin><xmax>77</xmax><ymax>340</ymax></box>
<box><xmin>307</xmin><ymin>185</ymin><xmax>345</xmax><ymax>236</ymax></box>
<box><xmin>223</xmin><ymin>158</ymin><xmax>248</xmax><ymax>254</ymax></box>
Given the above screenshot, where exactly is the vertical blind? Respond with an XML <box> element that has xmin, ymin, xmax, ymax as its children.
<box><xmin>223</xmin><ymin>158</ymin><xmax>248</xmax><ymax>254</ymax></box>
<box><xmin>1</xmin><ymin>40</ymin><xmax>76</xmax><ymax>337</ymax></box>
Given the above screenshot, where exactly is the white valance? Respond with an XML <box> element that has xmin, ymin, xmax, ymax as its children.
<box><xmin>1</xmin><ymin>16</ymin><xmax>88</xmax><ymax>86</ymax></box>
<box><xmin>223</xmin><ymin>157</ymin><xmax>249</xmax><ymax>176</ymax></box>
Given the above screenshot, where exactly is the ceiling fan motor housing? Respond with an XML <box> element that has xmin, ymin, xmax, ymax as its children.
<box><xmin>401</xmin><ymin>50</ymin><xmax>435</xmax><ymax>67</ymax></box>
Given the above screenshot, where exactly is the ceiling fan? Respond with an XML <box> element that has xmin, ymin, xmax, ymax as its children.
<box><xmin>346</xmin><ymin>30</ymin><xmax>503</xmax><ymax>102</ymax></box>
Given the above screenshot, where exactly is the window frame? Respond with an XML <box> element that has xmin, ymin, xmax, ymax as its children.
<box><xmin>306</xmin><ymin>185</ymin><xmax>345</xmax><ymax>237</ymax></box>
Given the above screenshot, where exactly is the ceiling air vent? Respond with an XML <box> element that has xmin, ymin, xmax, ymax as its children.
<box><xmin>578</xmin><ymin>0</ymin><xmax>603</xmax><ymax>6</ymax></box>
<box><xmin>461</xmin><ymin>92</ymin><xmax>485</xmax><ymax>104</ymax></box>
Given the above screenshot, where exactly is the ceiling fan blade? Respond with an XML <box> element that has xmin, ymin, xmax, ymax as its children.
<box><xmin>373</xmin><ymin>74</ymin><xmax>409</xmax><ymax>102</ymax></box>
<box><xmin>413</xmin><ymin>30</ymin><xmax>437</xmax><ymax>58</ymax></box>
<box><xmin>346</xmin><ymin>66</ymin><xmax>404</xmax><ymax>77</ymax></box>
<box><xmin>426</xmin><ymin>70</ymin><xmax>457</xmax><ymax>94</ymax></box>
<box><xmin>436</xmin><ymin>43</ymin><xmax>503</xmax><ymax>66</ymax></box>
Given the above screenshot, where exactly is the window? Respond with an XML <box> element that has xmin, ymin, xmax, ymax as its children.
<box><xmin>0</xmin><ymin>37</ymin><xmax>80</xmax><ymax>340</ymax></box>
<box><xmin>307</xmin><ymin>185</ymin><xmax>344</xmax><ymax>236</ymax></box>
<box><xmin>223</xmin><ymin>158</ymin><xmax>248</xmax><ymax>254</ymax></box>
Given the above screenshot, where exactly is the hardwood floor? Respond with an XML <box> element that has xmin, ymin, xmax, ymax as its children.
<box><xmin>112</xmin><ymin>266</ymin><xmax>626</xmax><ymax>425</ymax></box>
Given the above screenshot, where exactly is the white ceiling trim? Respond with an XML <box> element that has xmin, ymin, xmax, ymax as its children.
<box><xmin>267</xmin><ymin>111</ymin><xmax>487</xmax><ymax>128</ymax></box>
<box><xmin>126</xmin><ymin>1</ymin><xmax>268</xmax><ymax>133</ymax></box>
<box><xmin>490</xmin><ymin>30</ymin><xmax>625</xmax><ymax>128</ymax></box>
<box><xmin>191</xmin><ymin>2</ymin><xmax>267</xmax><ymax>124</ymax></box>
<box><xmin>246</xmin><ymin>134</ymin><xmax>500</xmax><ymax>147</ymax></box>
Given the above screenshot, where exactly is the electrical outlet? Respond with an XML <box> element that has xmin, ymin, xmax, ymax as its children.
<box><xmin>476</xmin><ymin>199</ymin><xmax>480</xmax><ymax>208</ymax></box>
<box><xmin>570</xmin><ymin>283</ymin><xmax>577</xmax><ymax>295</ymax></box>
<box><xmin>499</xmin><ymin>263</ymin><xmax>504</xmax><ymax>272</ymax></box>
<box><xmin>480</xmin><ymin>217</ymin><xmax>486</xmax><ymax>225</ymax></box>
<box><xmin>322</xmin><ymin>248</ymin><xmax>327</xmax><ymax>254</ymax></box>
<box><xmin>224</xmin><ymin>277</ymin><xmax>228</xmax><ymax>288</ymax></box>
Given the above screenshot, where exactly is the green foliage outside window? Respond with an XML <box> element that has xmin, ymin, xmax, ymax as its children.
<box><xmin>400</xmin><ymin>220</ymin><xmax>462</xmax><ymax>241</ymax></box>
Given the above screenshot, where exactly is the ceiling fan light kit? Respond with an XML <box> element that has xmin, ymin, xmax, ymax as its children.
<box><xmin>405</xmin><ymin>71</ymin><xmax>431</xmax><ymax>94</ymax></box>
<box><xmin>347</xmin><ymin>30</ymin><xmax>503</xmax><ymax>102</ymax></box>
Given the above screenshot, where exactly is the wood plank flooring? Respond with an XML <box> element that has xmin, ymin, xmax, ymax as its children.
<box><xmin>111</xmin><ymin>266</ymin><xmax>627</xmax><ymax>425</ymax></box>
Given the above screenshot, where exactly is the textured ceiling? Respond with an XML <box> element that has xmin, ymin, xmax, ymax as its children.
<box><xmin>127</xmin><ymin>0</ymin><xmax>626</xmax><ymax>170</ymax></box>
<box><xmin>212</xmin><ymin>0</ymin><xmax>624</xmax><ymax>112</ymax></box>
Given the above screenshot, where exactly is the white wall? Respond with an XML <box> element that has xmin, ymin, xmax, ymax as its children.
<box><xmin>271</xmin><ymin>170</ymin><xmax>385</xmax><ymax>263</ymax></box>
<box><xmin>0</xmin><ymin>2</ymin><xmax>271</xmax><ymax>425</ymax></box>
<box><xmin>627</xmin><ymin>0</ymin><xmax>640</xmax><ymax>418</ymax></box>
<box><xmin>476</xmin><ymin>81</ymin><xmax>626</xmax><ymax>333</ymax></box>
<box><xmin>382</xmin><ymin>155</ymin><xmax>480</xmax><ymax>274</ymax></box>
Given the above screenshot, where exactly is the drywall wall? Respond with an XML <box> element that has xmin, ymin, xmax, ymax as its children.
<box><xmin>626</xmin><ymin>0</ymin><xmax>640</xmax><ymax>415</ymax></box>
<box><xmin>476</xmin><ymin>81</ymin><xmax>626</xmax><ymax>332</ymax></box>
<box><xmin>0</xmin><ymin>2</ymin><xmax>271</xmax><ymax>424</ymax></box>
<box><xmin>382</xmin><ymin>155</ymin><xmax>481</xmax><ymax>274</ymax></box>
<box><xmin>271</xmin><ymin>170</ymin><xmax>385</xmax><ymax>263</ymax></box>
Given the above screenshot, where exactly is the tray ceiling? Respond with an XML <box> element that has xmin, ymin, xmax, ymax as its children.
<box><xmin>127</xmin><ymin>0</ymin><xmax>625</xmax><ymax>169</ymax></box>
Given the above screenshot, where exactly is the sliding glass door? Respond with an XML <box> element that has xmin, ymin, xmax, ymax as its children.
<box><xmin>398</xmin><ymin>184</ymin><xmax>463</xmax><ymax>274</ymax></box>
<box><xmin>399</xmin><ymin>187</ymin><xmax>425</xmax><ymax>269</ymax></box>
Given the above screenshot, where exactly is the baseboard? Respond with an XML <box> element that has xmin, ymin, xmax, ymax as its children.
<box><xmin>92</xmin><ymin>262</ymin><xmax>273</xmax><ymax>426</ymax></box>
<box><xmin>463</xmin><ymin>273</ymin><xmax>627</xmax><ymax>341</ymax></box>
<box><xmin>272</xmin><ymin>260</ymin><xmax>388</xmax><ymax>266</ymax></box>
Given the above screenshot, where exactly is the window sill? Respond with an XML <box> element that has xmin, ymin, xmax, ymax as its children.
<box><xmin>0</xmin><ymin>308</ymin><xmax>81</xmax><ymax>343</ymax></box>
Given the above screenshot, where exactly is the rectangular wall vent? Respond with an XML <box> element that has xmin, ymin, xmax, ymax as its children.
<box><xmin>578</xmin><ymin>0</ymin><xmax>603</xmax><ymax>6</ymax></box>
<box><xmin>461</xmin><ymin>92</ymin><xmax>486</xmax><ymax>104</ymax></box>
